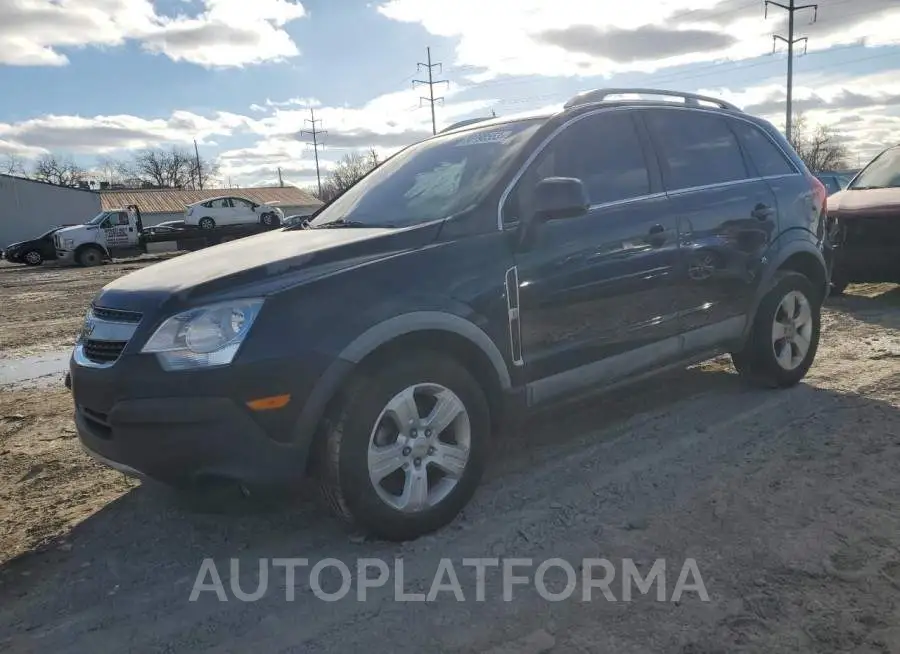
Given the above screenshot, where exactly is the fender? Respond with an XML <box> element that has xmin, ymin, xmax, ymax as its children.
<box><xmin>742</xmin><ymin>229</ymin><xmax>828</xmax><ymax>340</ymax></box>
<box><xmin>290</xmin><ymin>311</ymin><xmax>512</xmax><ymax>451</ymax></box>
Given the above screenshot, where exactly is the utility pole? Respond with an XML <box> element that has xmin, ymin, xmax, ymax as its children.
<box><xmin>193</xmin><ymin>139</ymin><xmax>204</xmax><ymax>190</ymax></box>
<box><xmin>301</xmin><ymin>108</ymin><xmax>326</xmax><ymax>197</ymax></box>
<box><xmin>766</xmin><ymin>0</ymin><xmax>818</xmax><ymax>142</ymax></box>
<box><xmin>277</xmin><ymin>166</ymin><xmax>284</xmax><ymax>187</ymax></box>
<box><xmin>413</xmin><ymin>47</ymin><xmax>449</xmax><ymax>135</ymax></box>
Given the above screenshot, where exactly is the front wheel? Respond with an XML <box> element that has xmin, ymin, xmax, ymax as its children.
<box><xmin>260</xmin><ymin>212</ymin><xmax>279</xmax><ymax>226</ymax></box>
<box><xmin>76</xmin><ymin>246</ymin><xmax>104</xmax><ymax>268</ymax></box>
<box><xmin>318</xmin><ymin>352</ymin><xmax>490</xmax><ymax>541</ymax></box>
<box><xmin>731</xmin><ymin>271</ymin><xmax>821</xmax><ymax>388</ymax></box>
<box><xmin>23</xmin><ymin>250</ymin><xmax>43</xmax><ymax>266</ymax></box>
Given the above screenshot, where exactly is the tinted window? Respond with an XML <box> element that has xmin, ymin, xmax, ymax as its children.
<box><xmin>731</xmin><ymin>120</ymin><xmax>795</xmax><ymax>177</ymax></box>
<box><xmin>646</xmin><ymin>109</ymin><xmax>749</xmax><ymax>190</ymax></box>
<box><xmin>508</xmin><ymin>112</ymin><xmax>650</xmax><ymax>220</ymax></box>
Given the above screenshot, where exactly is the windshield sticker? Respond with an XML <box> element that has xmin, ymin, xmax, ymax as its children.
<box><xmin>404</xmin><ymin>161</ymin><xmax>466</xmax><ymax>202</ymax></box>
<box><xmin>456</xmin><ymin>130</ymin><xmax>514</xmax><ymax>147</ymax></box>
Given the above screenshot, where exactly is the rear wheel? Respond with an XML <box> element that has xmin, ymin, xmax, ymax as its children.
<box><xmin>318</xmin><ymin>352</ymin><xmax>489</xmax><ymax>541</ymax></box>
<box><xmin>23</xmin><ymin>250</ymin><xmax>43</xmax><ymax>266</ymax></box>
<box><xmin>199</xmin><ymin>217</ymin><xmax>216</xmax><ymax>230</ymax></box>
<box><xmin>731</xmin><ymin>271</ymin><xmax>821</xmax><ymax>388</ymax></box>
<box><xmin>76</xmin><ymin>246</ymin><xmax>104</xmax><ymax>268</ymax></box>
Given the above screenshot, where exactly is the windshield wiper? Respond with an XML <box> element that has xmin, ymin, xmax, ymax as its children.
<box><xmin>310</xmin><ymin>219</ymin><xmax>397</xmax><ymax>229</ymax></box>
<box><xmin>850</xmin><ymin>185</ymin><xmax>886</xmax><ymax>190</ymax></box>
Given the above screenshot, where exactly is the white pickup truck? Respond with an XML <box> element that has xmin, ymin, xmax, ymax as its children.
<box><xmin>54</xmin><ymin>205</ymin><xmax>280</xmax><ymax>267</ymax></box>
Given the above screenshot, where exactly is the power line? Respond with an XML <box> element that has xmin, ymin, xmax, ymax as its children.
<box><xmin>413</xmin><ymin>47</ymin><xmax>449</xmax><ymax>135</ymax></box>
<box><xmin>300</xmin><ymin>107</ymin><xmax>327</xmax><ymax>197</ymax></box>
<box><xmin>766</xmin><ymin>0</ymin><xmax>819</xmax><ymax>141</ymax></box>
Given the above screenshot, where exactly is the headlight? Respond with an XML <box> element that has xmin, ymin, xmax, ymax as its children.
<box><xmin>141</xmin><ymin>298</ymin><xmax>264</xmax><ymax>371</ymax></box>
<box><xmin>63</xmin><ymin>238</ymin><xmax>74</xmax><ymax>248</ymax></box>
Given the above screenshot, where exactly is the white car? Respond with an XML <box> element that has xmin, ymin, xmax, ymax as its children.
<box><xmin>184</xmin><ymin>196</ymin><xmax>284</xmax><ymax>229</ymax></box>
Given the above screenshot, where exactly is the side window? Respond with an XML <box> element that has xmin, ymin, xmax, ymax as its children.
<box><xmin>233</xmin><ymin>198</ymin><xmax>252</xmax><ymax>208</ymax></box>
<box><xmin>116</xmin><ymin>212</ymin><xmax>129</xmax><ymax>225</ymax></box>
<box><xmin>506</xmin><ymin>112</ymin><xmax>651</xmax><ymax>222</ymax></box>
<box><xmin>645</xmin><ymin>110</ymin><xmax>749</xmax><ymax>190</ymax></box>
<box><xmin>730</xmin><ymin>120</ymin><xmax>796</xmax><ymax>177</ymax></box>
<box><xmin>224</xmin><ymin>198</ymin><xmax>234</xmax><ymax>208</ymax></box>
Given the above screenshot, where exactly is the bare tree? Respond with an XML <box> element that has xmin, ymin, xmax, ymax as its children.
<box><xmin>2</xmin><ymin>153</ymin><xmax>26</xmax><ymax>176</ymax></box>
<box><xmin>314</xmin><ymin>150</ymin><xmax>381</xmax><ymax>202</ymax></box>
<box><xmin>111</xmin><ymin>147</ymin><xmax>220</xmax><ymax>189</ymax></box>
<box><xmin>788</xmin><ymin>114</ymin><xmax>850</xmax><ymax>172</ymax></box>
<box><xmin>32</xmin><ymin>154</ymin><xmax>86</xmax><ymax>186</ymax></box>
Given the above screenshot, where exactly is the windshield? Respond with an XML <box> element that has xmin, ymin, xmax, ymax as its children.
<box><xmin>86</xmin><ymin>211</ymin><xmax>109</xmax><ymax>226</ymax></box>
<box><xmin>849</xmin><ymin>147</ymin><xmax>900</xmax><ymax>189</ymax></box>
<box><xmin>308</xmin><ymin>119</ymin><xmax>545</xmax><ymax>229</ymax></box>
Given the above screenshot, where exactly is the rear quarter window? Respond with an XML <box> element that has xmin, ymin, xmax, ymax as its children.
<box><xmin>730</xmin><ymin>120</ymin><xmax>797</xmax><ymax>177</ymax></box>
<box><xmin>644</xmin><ymin>109</ymin><xmax>749</xmax><ymax>190</ymax></box>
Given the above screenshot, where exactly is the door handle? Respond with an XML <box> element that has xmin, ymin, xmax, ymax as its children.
<box><xmin>752</xmin><ymin>203</ymin><xmax>775</xmax><ymax>221</ymax></box>
<box><xmin>646</xmin><ymin>224</ymin><xmax>666</xmax><ymax>246</ymax></box>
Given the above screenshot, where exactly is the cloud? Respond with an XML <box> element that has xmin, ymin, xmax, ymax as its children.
<box><xmin>377</xmin><ymin>0</ymin><xmax>900</xmax><ymax>80</ymax></box>
<box><xmin>537</xmin><ymin>25</ymin><xmax>736</xmax><ymax>63</ymax></box>
<box><xmin>0</xmin><ymin>0</ymin><xmax>308</xmax><ymax>68</ymax></box>
<box><xmin>0</xmin><ymin>110</ymin><xmax>255</xmax><ymax>154</ymax></box>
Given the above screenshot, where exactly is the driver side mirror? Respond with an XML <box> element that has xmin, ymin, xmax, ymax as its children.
<box><xmin>517</xmin><ymin>177</ymin><xmax>589</xmax><ymax>250</ymax></box>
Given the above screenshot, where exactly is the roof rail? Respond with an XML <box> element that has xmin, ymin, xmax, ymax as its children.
<box><xmin>438</xmin><ymin>116</ymin><xmax>494</xmax><ymax>134</ymax></box>
<box><xmin>564</xmin><ymin>88</ymin><xmax>741</xmax><ymax>112</ymax></box>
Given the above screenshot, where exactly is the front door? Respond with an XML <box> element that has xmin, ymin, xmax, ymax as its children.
<box><xmin>641</xmin><ymin>108</ymin><xmax>782</xmax><ymax>352</ymax></box>
<box><xmin>503</xmin><ymin>110</ymin><xmax>683</xmax><ymax>402</ymax></box>
<box><xmin>101</xmin><ymin>210</ymin><xmax>138</xmax><ymax>253</ymax></box>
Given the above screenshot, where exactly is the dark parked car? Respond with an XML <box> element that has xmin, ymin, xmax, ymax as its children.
<box><xmin>828</xmin><ymin>145</ymin><xmax>900</xmax><ymax>293</ymax></box>
<box><xmin>815</xmin><ymin>171</ymin><xmax>854</xmax><ymax>196</ymax></box>
<box><xmin>2</xmin><ymin>226</ymin><xmax>70</xmax><ymax>265</ymax></box>
<box><xmin>69</xmin><ymin>88</ymin><xmax>830</xmax><ymax>541</ymax></box>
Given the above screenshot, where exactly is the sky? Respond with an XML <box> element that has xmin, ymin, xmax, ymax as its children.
<box><xmin>1</xmin><ymin>0</ymin><xmax>899</xmax><ymax>189</ymax></box>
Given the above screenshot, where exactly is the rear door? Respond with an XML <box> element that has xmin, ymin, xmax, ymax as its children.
<box><xmin>506</xmin><ymin>109</ymin><xmax>682</xmax><ymax>396</ymax></box>
<box><xmin>641</xmin><ymin>108</ymin><xmax>782</xmax><ymax>352</ymax></box>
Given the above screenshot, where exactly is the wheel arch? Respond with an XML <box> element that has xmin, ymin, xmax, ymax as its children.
<box><xmin>744</xmin><ymin>238</ymin><xmax>828</xmax><ymax>341</ymax></box>
<box><xmin>293</xmin><ymin>312</ymin><xmax>512</xmax><ymax>467</ymax></box>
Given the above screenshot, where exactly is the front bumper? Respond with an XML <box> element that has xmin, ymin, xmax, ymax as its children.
<box><xmin>56</xmin><ymin>249</ymin><xmax>75</xmax><ymax>264</ymax></box>
<box><xmin>70</xmin><ymin>350</ymin><xmax>339</xmax><ymax>491</ymax></box>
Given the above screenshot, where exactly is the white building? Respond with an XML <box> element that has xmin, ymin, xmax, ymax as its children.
<box><xmin>0</xmin><ymin>174</ymin><xmax>101</xmax><ymax>249</ymax></box>
<box><xmin>100</xmin><ymin>186</ymin><xmax>323</xmax><ymax>226</ymax></box>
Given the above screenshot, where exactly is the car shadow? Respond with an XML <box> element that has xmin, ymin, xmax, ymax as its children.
<box><xmin>0</xmin><ymin>365</ymin><xmax>741</xmax><ymax>592</ymax></box>
<box><xmin>1</xmin><ymin>370</ymin><xmax>899</xmax><ymax>653</ymax></box>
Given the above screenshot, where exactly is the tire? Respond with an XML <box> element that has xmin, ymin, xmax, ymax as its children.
<box><xmin>318</xmin><ymin>352</ymin><xmax>490</xmax><ymax>541</ymax></box>
<box><xmin>199</xmin><ymin>217</ymin><xmax>216</xmax><ymax>230</ymax></box>
<box><xmin>260</xmin><ymin>212</ymin><xmax>279</xmax><ymax>226</ymax></box>
<box><xmin>76</xmin><ymin>246</ymin><xmax>104</xmax><ymax>268</ymax></box>
<box><xmin>23</xmin><ymin>250</ymin><xmax>43</xmax><ymax>266</ymax></box>
<box><xmin>731</xmin><ymin>271</ymin><xmax>821</xmax><ymax>388</ymax></box>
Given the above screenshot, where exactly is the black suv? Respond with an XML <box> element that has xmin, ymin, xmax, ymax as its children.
<box><xmin>70</xmin><ymin>88</ymin><xmax>830</xmax><ymax>541</ymax></box>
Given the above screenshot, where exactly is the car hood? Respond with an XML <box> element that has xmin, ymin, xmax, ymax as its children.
<box><xmin>829</xmin><ymin>188</ymin><xmax>900</xmax><ymax>218</ymax></box>
<box><xmin>97</xmin><ymin>223</ymin><xmax>440</xmax><ymax>307</ymax></box>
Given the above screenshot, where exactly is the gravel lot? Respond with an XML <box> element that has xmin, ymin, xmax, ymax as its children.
<box><xmin>1</xmin><ymin>257</ymin><xmax>899</xmax><ymax>653</ymax></box>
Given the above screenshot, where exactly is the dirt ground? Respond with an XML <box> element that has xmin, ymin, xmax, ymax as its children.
<box><xmin>0</xmin><ymin>259</ymin><xmax>899</xmax><ymax>653</ymax></box>
<box><xmin>0</xmin><ymin>256</ymin><xmax>181</xmax><ymax>357</ymax></box>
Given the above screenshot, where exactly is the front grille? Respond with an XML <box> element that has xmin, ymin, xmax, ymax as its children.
<box><xmin>83</xmin><ymin>339</ymin><xmax>127</xmax><ymax>364</ymax></box>
<box><xmin>92</xmin><ymin>305</ymin><xmax>143</xmax><ymax>323</ymax></box>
